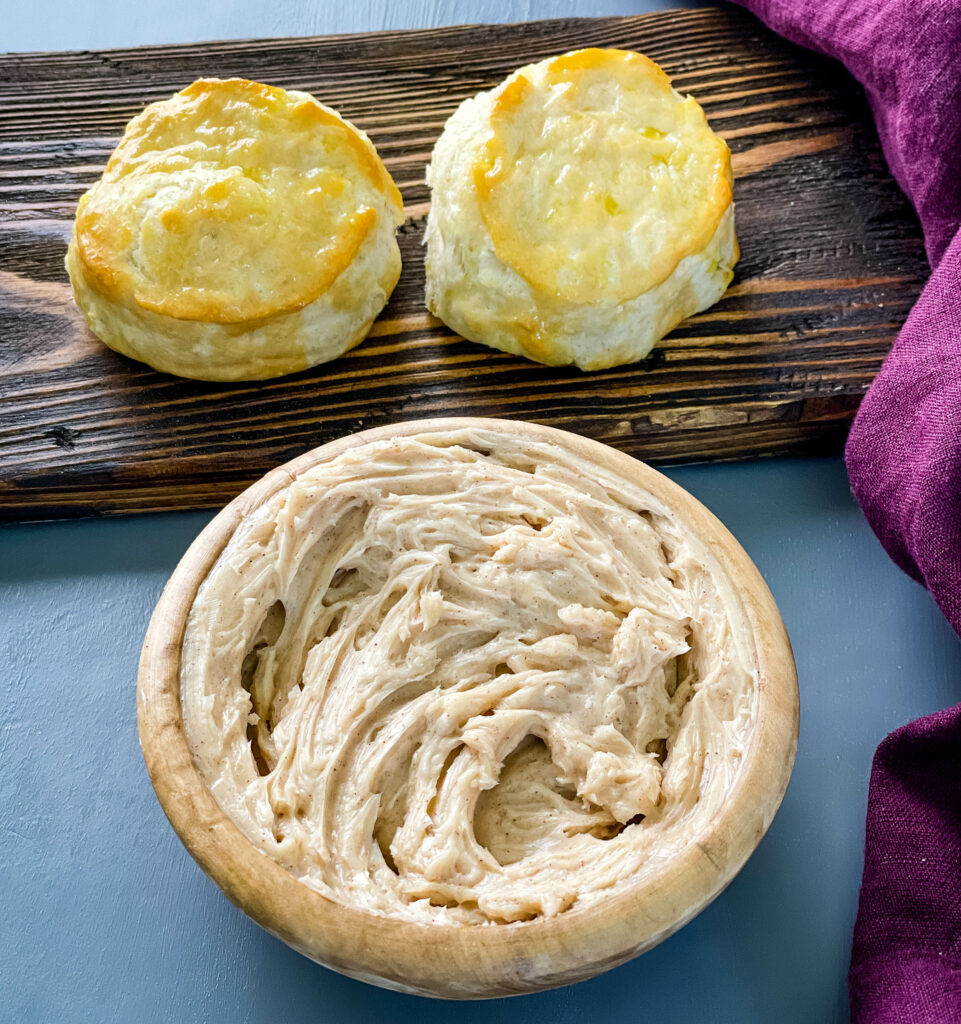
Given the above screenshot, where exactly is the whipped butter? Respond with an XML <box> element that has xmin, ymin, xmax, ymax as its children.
<box><xmin>181</xmin><ymin>428</ymin><xmax>757</xmax><ymax>925</ymax></box>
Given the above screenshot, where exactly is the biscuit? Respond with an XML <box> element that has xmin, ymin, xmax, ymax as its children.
<box><xmin>66</xmin><ymin>78</ymin><xmax>404</xmax><ymax>380</ymax></box>
<box><xmin>425</xmin><ymin>49</ymin><xmax>738</xmax><ymax>370</ymax></box>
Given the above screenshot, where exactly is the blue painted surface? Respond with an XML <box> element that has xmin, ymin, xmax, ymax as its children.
<box><xmin>3</xmin><ymin>456</ymin><xmax>960</xmax><ymax>1023</ymax></box>
<box><xmin>3</xmin><ymin>2</ymin><xmax>960</xmax><ymax>1020</ymax></box>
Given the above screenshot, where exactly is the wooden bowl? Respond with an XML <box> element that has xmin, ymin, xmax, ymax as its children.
<box><xmin>138</xmin><ymin>417</ymin><xmax>798</xmax><ymax>999</ymax></box>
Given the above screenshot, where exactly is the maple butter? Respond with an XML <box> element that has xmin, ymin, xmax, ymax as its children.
<box><xmin>180</xmin><ymin>428</ymin><xmax>758</xmax><ymax>925</ymax></box>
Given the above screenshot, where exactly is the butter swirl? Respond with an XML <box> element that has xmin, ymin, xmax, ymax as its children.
<box><xmin>181</xmin><ymin>429</ymin><xmax>757</xmax><ymax>924</ymax></box>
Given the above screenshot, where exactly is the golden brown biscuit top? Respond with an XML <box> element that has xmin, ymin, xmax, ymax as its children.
<box><xmin>473</xmin><ymin>49</ymin><xmax>732</xmax><ymax>304</ymax></box>
<box><xmin>74</xmin><ymin>78</ymin><xmax>403</xmax><ymax>324</ymax></box>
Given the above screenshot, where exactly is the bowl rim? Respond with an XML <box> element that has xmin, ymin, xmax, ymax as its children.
<box><xmin>137</xmin><ymin>416</ymin><xmax>799</xmax><ymax>999</ymax></box>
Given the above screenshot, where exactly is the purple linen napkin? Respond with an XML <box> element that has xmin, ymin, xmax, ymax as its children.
<box><xmin>727</xmin><ymin>0</ymin><xmax>961</xmax><ymax>1019</ymax></box>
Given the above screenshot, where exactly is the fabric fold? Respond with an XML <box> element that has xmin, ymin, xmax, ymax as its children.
<box><xmin>729</xmin><ymin>1</ymin><xmax>961</xmax><ymax>1019</ymax></box>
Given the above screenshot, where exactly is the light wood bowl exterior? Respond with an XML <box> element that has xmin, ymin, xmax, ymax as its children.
<box><xmin>138</xmin><ymin>417</ymin><xmax>799</xmax><ymax>999</ymax></box>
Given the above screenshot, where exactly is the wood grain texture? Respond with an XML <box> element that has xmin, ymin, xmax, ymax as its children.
<box><xmin>0</xmin><ymin>6</ymin><xmax>928</xmax><ymax>520</ymax></box>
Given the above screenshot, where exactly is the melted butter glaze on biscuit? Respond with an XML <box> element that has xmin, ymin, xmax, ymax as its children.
<box><xmin>474</xmin><ymin>50</ymin><xmax>731</xmax><ymax>303</ymax></box>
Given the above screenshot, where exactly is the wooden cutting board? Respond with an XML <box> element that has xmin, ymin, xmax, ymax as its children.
<box><xmin>0</xmin><ymin>6</ymin><xmax>928</xmax><ymax>521</ymax></box>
